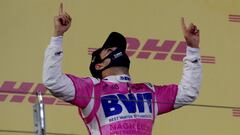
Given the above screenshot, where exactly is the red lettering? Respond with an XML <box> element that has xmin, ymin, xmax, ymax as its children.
<box><xmin>171</xmin><ymin>41</ymin><xmax>186</xmax><ymax>61</ymax></box>
<box><xmin>88</xmin><ymin>36</ymin><xmax>216</xmax><ymax>64</ymax></box>
<box><xmin>138</xmin><ymin>39</ymin><xmax>176</xmax><ymax>60</ymax></box>
<box><xmin>28</xmin><ymin>83</ymin><xmax>56</xmax><ymax>105</ymax></box>
<box><xmin>232</xmin><ymin>108</ymin><xmax>240</xmax><ymax>117</ymax></box>
<box><xmin>0</xmin><ymin>94</ymin><xmax>7</xmax><ymax>102</ymax></box>
<box><xmin>0</xmin><ymin>81</ymin><xmax>33</xmax><ymax>103</ymax></box>
<box><xmin>126</xmin><ymin>37</ymin><xmax>140</xmax><ymax>57</ymax></box>
<box><xmin>0</xmin><ymin>81</ymin><xmax>33</xmax><ymax>94</ymax></box>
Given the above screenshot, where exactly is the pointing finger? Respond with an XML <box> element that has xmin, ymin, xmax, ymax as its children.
<box><xmin>59</xmin><ymin>3</ymin><xmax>63</xmax><ymax>15</ymax></box>
<box><xmin>181</xmin><ymin>17</ymin><xmax>187</xmax><ymax>33</ymax></box>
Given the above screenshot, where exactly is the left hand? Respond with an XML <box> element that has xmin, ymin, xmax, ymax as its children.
<box><xmin>53</xmin><ymin>3</ymin><xmax>72</xmax><ymax>37</ymax></box>
<box><xmin>181</xmin><ymin>17</ymin><xmax>200</xmax><ymax>48</ymax></box>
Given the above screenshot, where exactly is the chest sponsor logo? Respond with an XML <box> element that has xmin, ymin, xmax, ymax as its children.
<box><xmin>101</xmin><ymin>93</ymin><xmax>152</xmax><ymax>117</ymax></box>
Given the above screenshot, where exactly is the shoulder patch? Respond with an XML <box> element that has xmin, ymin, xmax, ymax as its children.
<box><xmin>90</xmin><ymin>77</ymin><xmax>100</xmax><ymax>85</ymax></box>
<box><xmin>144</xmin><ymin>82</ymin><xmax>155</xmax><ymax>92</ymax></box>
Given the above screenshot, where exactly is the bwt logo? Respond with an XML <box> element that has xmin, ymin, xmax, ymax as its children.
<box><xmin>88</xmin><ymin>37</ymin><xmax>216</xmax><ymax>64</ymax></box>
<box><xmin>101</xmin><ymin>93</ymin><xmax>152</xmax><ymax>117</ymax></box>
<box><xmin>0</xmin><ymin>81</ymin><xmax>71</xmax><ymax>106</ymax></box>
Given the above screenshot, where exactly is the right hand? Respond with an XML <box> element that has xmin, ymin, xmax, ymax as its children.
<box><xmin>181</xmin><ymin>17</ymin><xmax>200</xmax><ymax>48</ymax></box>
<box><xmin>53</xmin><ymin>3</ymin><xmax>72</xmax><ymax>37</ymax></box>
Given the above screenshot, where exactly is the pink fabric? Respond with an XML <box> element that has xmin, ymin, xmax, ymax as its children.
<box><xmin>83</xmin><ymin>83</ymin><xmax>102</xmax><ymax>124</ymax></box>
<box><xmin>66</xmin><ymin>74</ymin><xmax>93</xmax><ymax>108</ymax></box>
<box><xmin>67</xmin><ymin>75</ymin><xmax>178</xmax><ymax>135</ymax></box>
<box><xmin>101</xmin><ymin>119</ymin><xmax>153</xmax><ymax>135</ymax></box>
<box><xmin>155</xmin><ymin>84</ymin><xmax>178</xmax><ymax>115</ymax></box>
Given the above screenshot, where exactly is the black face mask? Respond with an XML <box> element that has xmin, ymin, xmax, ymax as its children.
<box><xmin>89</xmin><ymin>48</ymin><xmax>130</xmax><ymax>79</ymax></box>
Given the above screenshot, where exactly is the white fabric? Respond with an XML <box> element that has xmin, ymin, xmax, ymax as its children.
<box><xmin>87</xmin><ymin>117</ymin><xmax>101</xmax><ymax>135</ymax></box>
<box><xmin>174</xmin><ymin>46</ymin><xmax>202</xmax><ymax>109</ymax></box>
<box><xmin>42</xmin><ymin>36</ymin><xmax>202</xmax><ymax>108</ymax></box>
<box><xmin>102</xmin><ymin>74</ymin><xmax>131</xmax><ymax>83</ymax></box>
<box><xmin>42</xmin><ymin>36</ymin><xmax>75</xmax><ymax>101</ymax></box>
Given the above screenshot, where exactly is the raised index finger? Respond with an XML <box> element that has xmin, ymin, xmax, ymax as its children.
<box><xmin>59</xmin><ymin>3</ymin><xmax>63</xmax><ymax>15</ymax></box>
<box><xmin>181</xmin><ymin>17</ymin><xmax>187</xmax><ymax>33</ymax></box>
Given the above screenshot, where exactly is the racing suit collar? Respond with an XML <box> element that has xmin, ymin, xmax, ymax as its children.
<box><xmin>102</xmin><ymin>74</ymin><xmax>131</xmax><ymax>83</ymax></box>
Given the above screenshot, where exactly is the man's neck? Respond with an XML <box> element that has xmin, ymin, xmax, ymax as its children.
<box><xmin>101</xmin><ymin>67</ymin><xmax>129</xmax><ymax>78</ymax></box>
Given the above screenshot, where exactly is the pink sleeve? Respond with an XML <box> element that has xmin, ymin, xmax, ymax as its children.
<box><xmin>66</xmin><ymin>74</ymin><xmax>93</xmax><ymax>108</ymax></box>
<box><xmin>154</xmin><ymin>84</ymin><xmax>178</xmax><ymax>115</ymax></box>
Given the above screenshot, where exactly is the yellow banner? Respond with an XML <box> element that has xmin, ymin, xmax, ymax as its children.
<box><xmin>0</xmin><ymin>0</ymin><xmax>239</xmax><ymax>134</ymax></box>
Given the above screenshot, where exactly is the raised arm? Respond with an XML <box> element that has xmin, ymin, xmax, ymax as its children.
<box><xmin>42</xmin><ymin>3</ymin><xmax>75</xmax><ymax>101</ymax></box>
<box><xmin>174</xmin><ymin>17</ymin><xmax>202</xmax><ymax>108</ymax></box>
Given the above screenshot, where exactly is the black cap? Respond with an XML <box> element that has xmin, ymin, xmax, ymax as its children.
<box><xmin>101</xmin><ymin>32</ymin><xmax>127</xmax><ymax>50</ymax></box>
<box><xmin>90</xmin><ymin>32</ymin><xmax>128</xmax><ymax>79</ymax></box>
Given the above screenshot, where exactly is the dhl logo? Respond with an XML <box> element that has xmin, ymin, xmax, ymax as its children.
<box><xmin>228</xmin><ymin>14</ymin><xmax>240</xmax><ymax>23</ymax></box>
<box><xmin>232</xmin><ymin>108</ymin><xmax>240</xmax><ymax>117</ymax></box>
<box><xmin>88</xmin><ymin>37</ymin><xmax>216</xmax><ymax>64</ymax></box>
<box><xmin>0</xmin><ymin>81</ymin><xmax>71</xmax><ymax>106</ymax></box>
<box><xmin>0</xmin><ymin>81</ymin><xmax>238</xmax><ymax>118</ymax></box>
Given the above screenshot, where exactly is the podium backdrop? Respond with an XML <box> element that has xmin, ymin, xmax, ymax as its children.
<box><xmin>0</xmin><ymin>0</ymin><xmax>239</xmax><ymax>134</ymax></box>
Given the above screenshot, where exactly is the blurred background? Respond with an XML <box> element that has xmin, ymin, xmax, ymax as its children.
<box><xmin>0</xmin><ymin>0</ymin><xmax>239</xmax><ymax>134</ymax></box>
